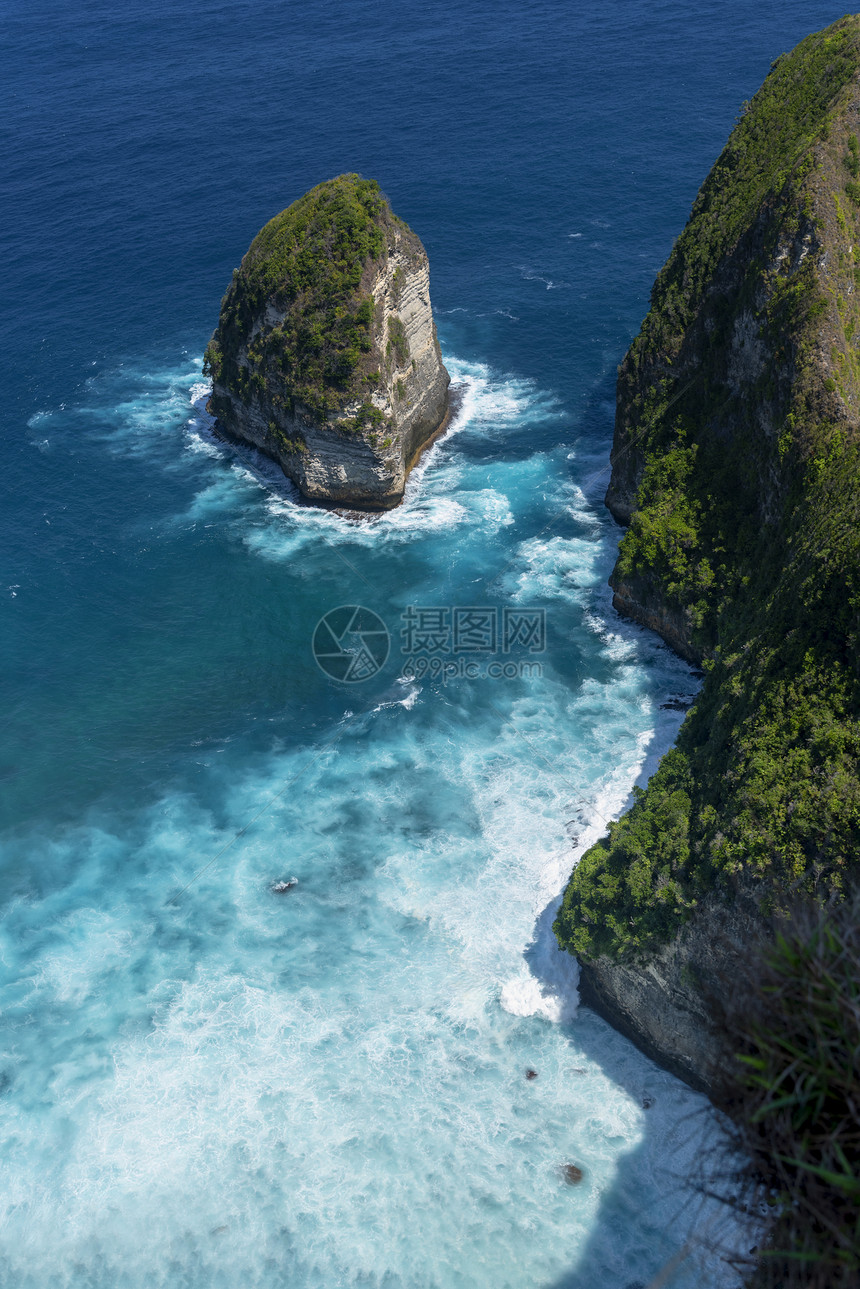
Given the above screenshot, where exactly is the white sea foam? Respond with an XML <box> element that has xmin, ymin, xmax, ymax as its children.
<box><xmin>68</xmin><ymin>350</ymin><xmax>559</xmax><ymax>557</ymax></box>
<box><xmin>188</xmin><ymin>379</ymin><xmax>210</xmax><ymax>406</ymax></box>
<box><xmin>1</xmin><ymin>347</ymin><xmax>752</xmax><ymax>1288</ymax></box>
<box><xmin>502</xmin><ymin>533</ymin><xmax>603</xmax><ymax>604</ymax></box>
<box><xmin>235</xmin><ymin>355</ymin><xmax>554</xmax><ymax>562</ymax></box>
<box><xmin>519</xmin><ymin>267</ymin><xmax>571</xmax><ymax>290</ymax></box>
<box><xmin>51</xmin><ymin>354</ymin><xmax>214</xmax><ymax>473</ymax></box>
<box><xmin>183</xmin><ymin>428</ymin><xmax>223</xmax><ymax>458</ymax></box>
<box><xmin>372</xmin><ymin>683</ymin><xmax>421</xmax><ymax>713</ymax></box>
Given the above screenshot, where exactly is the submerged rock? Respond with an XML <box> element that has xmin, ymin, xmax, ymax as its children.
<box><xmin>205</xmin><ymin>174</ymin><xmax>450</xmax><ymax>510</ymax></box>
<box><xmin>271</xmin><ymin>878</ymin><xmax>298</xmax><ymax>894</ymax></box>
<box><xmin>560</xmin><ymin>1164</ymin><xmax>584</xmax><ymax>1185</ymax></box>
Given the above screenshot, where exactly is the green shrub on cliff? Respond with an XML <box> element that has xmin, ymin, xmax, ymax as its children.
<box><xmin>555</xmin><ymin>17</ymin><xmax>860</xmax><ymax>963</ymax></box>
<box><xmin>386</xmin><ymin>315</ymin><xmax>410</xmax><ymax>368</ymax></box>
<box><xmin>555</xmin><ymin>434</ymin><xmax>860</xmax><ymax>957</ymax></box>
<box><xmin>556</xmin><ymin>751</ymin><xmax>697</xmax><ymax>958</ymax></box>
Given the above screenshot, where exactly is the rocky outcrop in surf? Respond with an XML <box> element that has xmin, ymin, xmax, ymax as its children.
<box><xmin>555</xmin><ymin>16</ymin><xmax>860</xmax><ymax>1094</ymax></box>
<box><xmin>204</xmin><ymin>174</ymin><xmax>450</xmax><ymax>510</ymax></box>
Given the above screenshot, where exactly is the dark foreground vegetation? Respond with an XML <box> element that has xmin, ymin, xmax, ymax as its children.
<box><xmin>715</xmin><ymin>897</ymin><xmax>860</xmax><ymax>1286</ymax></box>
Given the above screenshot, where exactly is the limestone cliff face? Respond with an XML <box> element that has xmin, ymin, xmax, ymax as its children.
<box><xmin>555</xmin><ymin>17</ymin><xmax>860</xmax><ymax>1095</ymax></box>
<box><xmin>578</xmin><ymin>890</ymin><xmax>764</xmax><ymax>1094</ymax></box>
<box><xmin>205</xmin><ymin>175</ymin><xmax>449</xmax><ymax>510</ymax></box>
<box><xmin>608</xmin><ymin>570</ymin><xmax>700</xmax><ymax>665</ymax></box>
<box><xmin>604</xmin><ymin>202</ymin><xmax>825</xmax><ymax>665</ymax></box>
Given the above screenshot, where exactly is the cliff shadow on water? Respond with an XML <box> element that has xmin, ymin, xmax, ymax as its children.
<box><xmin>512</xmin><ymin>456</ymin><xmax>744</xmax><ymax>1286</ymax></box>
<box><xmin>545</xmin><ymin>1010</ymin><xmax>749</xmax><ymax>1289</ymax></box>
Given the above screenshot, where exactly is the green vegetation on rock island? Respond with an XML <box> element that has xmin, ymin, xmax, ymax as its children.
<box><xmin>203</xmin><ymin>174</ymin><xmax>449</xmax><ymax>509</ymax></box>
<box><xmin>205</xmin><ymin>174</ymin><xmax>390</xmax><ymax>427</ymax></box>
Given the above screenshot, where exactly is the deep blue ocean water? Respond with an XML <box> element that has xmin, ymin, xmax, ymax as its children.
<box><xmin>0</xmin><ymin>2</ymin><xmax>846</xmax><ymax>1285</ymax></box>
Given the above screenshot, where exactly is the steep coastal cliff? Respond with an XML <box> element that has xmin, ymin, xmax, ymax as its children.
<box><xmin>555</xmin><ymin>17</ymin><xmax>860</xmax><ymax>1093</ymax></box>
<box><xmin>205</xmin><ymin>175</ymin><xmax>449</xmax><ymax>509</ymax></box>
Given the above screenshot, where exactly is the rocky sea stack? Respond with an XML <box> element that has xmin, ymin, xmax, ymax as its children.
<box><xmin>205</xmin><ymin>175</ymin><xmax>450</xmax><ymax>509</ymax></box>
<box><xmin>555</xmin><ymin>17</ymin><xmax>860</xmax><ymax>1093</ymax></box>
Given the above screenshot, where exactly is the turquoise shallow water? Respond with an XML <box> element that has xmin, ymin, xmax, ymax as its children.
<box><xmin>1</xmin><ymin>0</ymin><xmax>844</xmax><ymax>1283</ymax></box>
<box><xmin>0</xmin><ymin>352</ymin><xmax>736</xmax><ymax>1288</ymax></box>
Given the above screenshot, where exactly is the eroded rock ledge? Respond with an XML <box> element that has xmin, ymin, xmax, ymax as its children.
<box><xmin>205</xmin><ymin>174</ymin><xmax>449</xmax><ymax>510</ymax></box>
